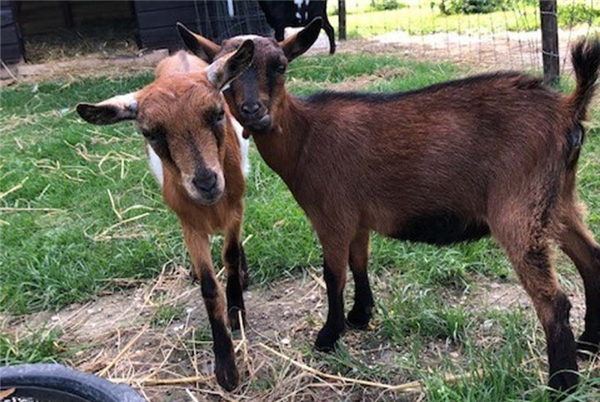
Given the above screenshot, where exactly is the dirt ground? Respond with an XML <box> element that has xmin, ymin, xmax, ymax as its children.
<box><xmin>3</xmin><ymin>26</ymin><xmax>598</xmax><ymax>87</ymax></box>
<box><xmin>2</xmin><ymin>261</ymin><xmax>589</xmax><ymax>402</ymax></box>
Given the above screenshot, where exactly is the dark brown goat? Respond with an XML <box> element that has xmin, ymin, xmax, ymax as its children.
<box><xmin>76</xmin><ymin>46</ymin><xmax>254</xmax><ymax>391</ymax></box>
<box><xmin>179</xmin><ymin>20</ymin><xmax>600</xmax><ymax>393</ymax></box>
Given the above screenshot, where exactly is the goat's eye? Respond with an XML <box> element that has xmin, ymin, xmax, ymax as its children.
<box><xmin>275</xmin><ymin>64</ymin><xmax>286</xmax><ymax>74</ymax></box>
<box><xmin>208</xmin><ymin>109</ymin><xmax>225</xmax><ymax>126</ymax></box>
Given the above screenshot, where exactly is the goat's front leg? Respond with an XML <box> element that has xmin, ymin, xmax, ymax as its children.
<box><xmin>347</xmin><ymin>229</ymin><xmax>373</xmax><ymax>329</ymax></box>
<box><xmin>315</xmin><ymin>236</ymin><xmax>349</xmax><ymax>352</ymax></box>
<box><xmin>223</xmin><ymin>218</ymin><xmax>247</xmax><ymax>331</ymax></box>
<box><xmin>182</xmin><ymin>225</ymin><xmax>238</xmax><ymax>391</ymax></box>
<box><xmin>274</xmin><ymin>25</ymin><xmax>285</xmax><ymax>42</ymax></box>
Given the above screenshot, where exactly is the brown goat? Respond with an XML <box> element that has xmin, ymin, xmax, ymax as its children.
<box><xmin>180</xmin><ymin>20</ymin><xmax>600</xmax><ymax>393</ymax></box>
<box><xmin>76</xmin><ymin>46</ymin><xmax>254</xmax><ymax>391</ymax></box>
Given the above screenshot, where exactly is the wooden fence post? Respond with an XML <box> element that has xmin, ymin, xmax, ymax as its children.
<box><xmin>540</xmin><ymin>0</ymin><xmax>559</xmax><ymax>83</ymax></box>
<box><xmin>338</xmin><ymin>0</ymin><xmax>346</xmax><ymax>41</ymax></box>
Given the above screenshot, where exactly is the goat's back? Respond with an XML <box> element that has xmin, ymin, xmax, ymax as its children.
<box><xmin>156</xmin><ymin>51</ymin><xmax>208</xmax><ymax>79</ymax></box>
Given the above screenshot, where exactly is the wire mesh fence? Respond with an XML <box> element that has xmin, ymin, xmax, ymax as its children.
<box><xmin>329</xmin><ymin>0</ymin><xmax>599</xmax><ymax>76</ymax></box>
<box><xmin>189</xmin><ymin>0</ymin><xmax>272</xmax><ymax>43</ymax></box>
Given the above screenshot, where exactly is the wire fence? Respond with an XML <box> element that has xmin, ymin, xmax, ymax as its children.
<box><xmin>330</xmin><ymin>0</ymin><xmax>599</xmax><ymax>76</ymax></box>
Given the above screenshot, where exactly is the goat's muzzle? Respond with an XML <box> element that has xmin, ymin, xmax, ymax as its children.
<box><xmin>241</xmin><ymin>114</ymin><xmax>272</xmax><ymax>137</ymax></box>
<box><xmin>182</xmin><ymin>169</ymin><xmax>224</xmax><ymax>206</ymax></box>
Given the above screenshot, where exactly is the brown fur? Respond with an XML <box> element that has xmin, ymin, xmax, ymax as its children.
<box><xmin>76</xmin><ymin>46</ymin><xmax>255</xmax><ymax>391</ymax></box>
<box><xmin>183</xmin><ymin>24</ymin><xmax>600</xmax><ymax>393</ymax></box>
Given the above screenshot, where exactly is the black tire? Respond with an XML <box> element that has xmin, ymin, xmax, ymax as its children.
<box><xmin>0</xmin><ymin>364</ymin><xmax>145</xmax><ymax>402</ymax></box>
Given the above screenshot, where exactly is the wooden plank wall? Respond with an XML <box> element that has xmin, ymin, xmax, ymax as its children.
<box><xmin>17</xmin><ymin>1</ymin><xmax>133</xmax><ymax>36</ymax></box>
<box><xmin>135</xmin><ymin>1</ymin><xmax>272</xmax><ymax>50</ymax></box>
<box><xmin>135</xmin><ymin>1</ymin><xmax>198</xmax><ymax>50</ymax></box>
<box><xmin>1</xmin><ymin>2</ymin><xmax>23</xmax><ymax>63</ymax></box>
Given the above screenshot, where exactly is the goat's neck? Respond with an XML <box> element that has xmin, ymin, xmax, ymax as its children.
<box><xmin>252</xmin><ymin>92</ymin><xmax>313</xmax><ymax>185</ymax></box>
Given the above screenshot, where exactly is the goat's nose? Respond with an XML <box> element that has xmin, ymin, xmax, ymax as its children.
<box><xmin>192</xmin><ymin>170</ymin><xmax>217</xmax><ymax>193</ymax></box>
<box><xmin>241</xmin><ymin>102</ymin><xmax>260</xmax><ymax>116</ymax></box>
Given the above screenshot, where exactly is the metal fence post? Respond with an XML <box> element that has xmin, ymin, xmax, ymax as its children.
<box><xmin>338</xmin><ymin>0</ymin><xmax>346</xmax><ymax>41</ymax></box>
<box><xmin>540</xmin><ymin>0</ymin><xmax>559</xmax><ymax>83</ymax></box>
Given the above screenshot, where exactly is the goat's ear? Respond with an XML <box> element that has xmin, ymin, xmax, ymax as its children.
<box><xmin>76</xmin><ymin>93</ymin><xmax>138</xmax><ymax>125</ymax></box>
<box><xmin>206</xmin><ymin>40</ymin><xmax>254</xmax><ymax>90</ymax></box>
<box><xmin>177</xmin><ymin>22</ymin><xmax>221</xmax><ymax>63</ymax></box>
<box><xmin>281</xmin><ymin>17</ymin><xmax>322</xmax><ymax>62</ymax></box>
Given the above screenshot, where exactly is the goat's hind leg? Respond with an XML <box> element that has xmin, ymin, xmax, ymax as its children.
<box><xmin>559</xmin><ymin>213</ymin><xmax>600</xmax><ymax>356</ymax></box>
<box><xmin>322</xmin><ymin>16</ymin><xmax>336</xmax><ymax>54</ymax></box>
<box><xmin>223</xmin><ymin>220</ymin><xmax>247</xmax><ymax>331</ymax></box>
<box><xmin>491</xmin><ymin>214</ymin><xmax>578</xmax><ymax>392</ymax></box>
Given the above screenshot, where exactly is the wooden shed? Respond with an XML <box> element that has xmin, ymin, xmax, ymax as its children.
<box><xmin>1</xmin><ymin>2</ymin><xmax>23</xmax><ymax>63</ymax></box>
<box><xmin>135</xmin><ymin>1</ymin><xmax>271</xmax><ymax>50</ymax></box>
<box><xmin>1</xmin><ymin>1</ymin><xmax>271</xmax><ymax>64</ymax></box>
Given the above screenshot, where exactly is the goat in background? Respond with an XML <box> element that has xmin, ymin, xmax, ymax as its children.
<box><xmin>258</xmin><ymin>0</ymin><xmax>336</xmax><ymax>54</ymax></box>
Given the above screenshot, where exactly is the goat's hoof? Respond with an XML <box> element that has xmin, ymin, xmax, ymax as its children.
<box><xmin>548</xmin><ymin>371</ymin><xmax>578</xmax><ymax>396</ymax></box>
<box><xmin>314</xmin><ymin>326</ymin><xmax>343</xmax><ymax>352</ymax></box>
<box><xmin>228</xmin><ymin>308</ymin><xmax>246</xmax><ymax>332</ymax></box>
<box><xmin>215</xmin><ymin>356</ymin><xmax>239</xmax><ymax>392</ymax></box>
<box><xmin>346</xmin><ymin>308</ymin><xmax>372</xmax><ymax>330</ymax></box>
<box><xmin>577</xmin><ymin>331</ymin><xmax>599</xmax><ymax>359</ymax></box>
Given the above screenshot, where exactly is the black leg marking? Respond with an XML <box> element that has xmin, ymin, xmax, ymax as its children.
<box><xmin>200</xmin><ymin>269</ymin><xmax>239</xmax><ymax>391</ymax></box>
<box><xmin>577</xmin><ymin>247</ymin><xmax>600</xmax><ymax>357</ymax></box>
<box><xmin>560</xmin><ymin>224</ymin><xmax>600</xmax><ymax>357</ymax></box>
<box><xmin>223</xmin><ymin>241</ymin><xmax>246</xmax><ymax>331</ymax></box>
<box><xmin>546</xmin><ymin>293</ymin><xmax>579</xmax><ymax>393</ymax></box>
<box><xmin>347</xmin><ymin>269</ymin><xmax>373</xmax><ymax>329</ymax></box>
<box><xmin>240</xmin><ymin>244</ymin><xmax>249</xmax><ymax>290</ymax></box>
<box><xmin>315</xmin><ymin>262</ymin><xmax>346</xmax><ymax>352</ymax></box>
<box><xmin>322</xmin><ymin>18</ymin><xmax>336</xmax><ymax>54</ymax></box>
<box><xmin>347</xmin><ymin>231</ymin><xmax>373</xmax><ymax>329</ymax></box>
<box><xmin>275</xmin><ymin>26</ymin><xmax>285</xmax><ymax>42</ymax></box>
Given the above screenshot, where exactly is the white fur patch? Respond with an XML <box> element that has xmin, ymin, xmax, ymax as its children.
<box><xmin>206</xmin><ymin>63</ymin><xmax>220</xmax><ymax>87</ymax></box>
<box><xmin>230</xmin><ymin>117</ymin><xmax>250</xmax><ymax>177</ymax></box>
<box><xmin>100</xmin><ymin>92</ymin><xmax>138</xmax><ymax>119</ymax></box>
<box><xmin>147</xmin><ymin>144</ymin><xmax>164</xmax><ymax>188</ymax></box>
<box><xmin>234</xmin><ymin>35</ymin><xmax>260</xmax><ymax>41</ymax></box>
<box><xmin>293</xmin><ymin>0</ymin><xmax>309</xmax><ymax>22</ymax></box>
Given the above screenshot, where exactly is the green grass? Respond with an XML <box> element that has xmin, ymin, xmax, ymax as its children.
<box><xmin>2</xmin><ymin>52</ymin><xmax>599</xmax><ymax>312</ymax></box>
<box><xmin>0</xmin><ymin>327</ymin><xmax>71</xmax><ymax>365</ymax></box>
<box><xmin>0</xmin><ymin>54</ymin><xmax>464</xmax><ymax>314</ymax></box>
<box><xmin>151</xmin><ymin>302</ymin><xmax>185</xmax><ymax>327</ymax></box>
<box><xmin>1</xmin><ymin>51</ymin><xmax>599</xmax><ymax>399</ymax></box>
<box><xmin>327</xmin><ymin>0</ymin><xmax>599</xmax><ymax>38</ymax></box>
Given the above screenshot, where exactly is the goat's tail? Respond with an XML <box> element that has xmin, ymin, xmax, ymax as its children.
<box><xmin>568</xmin><ymin>37</ymin><xmax>600</xmax><ymax>122</ymax></box>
